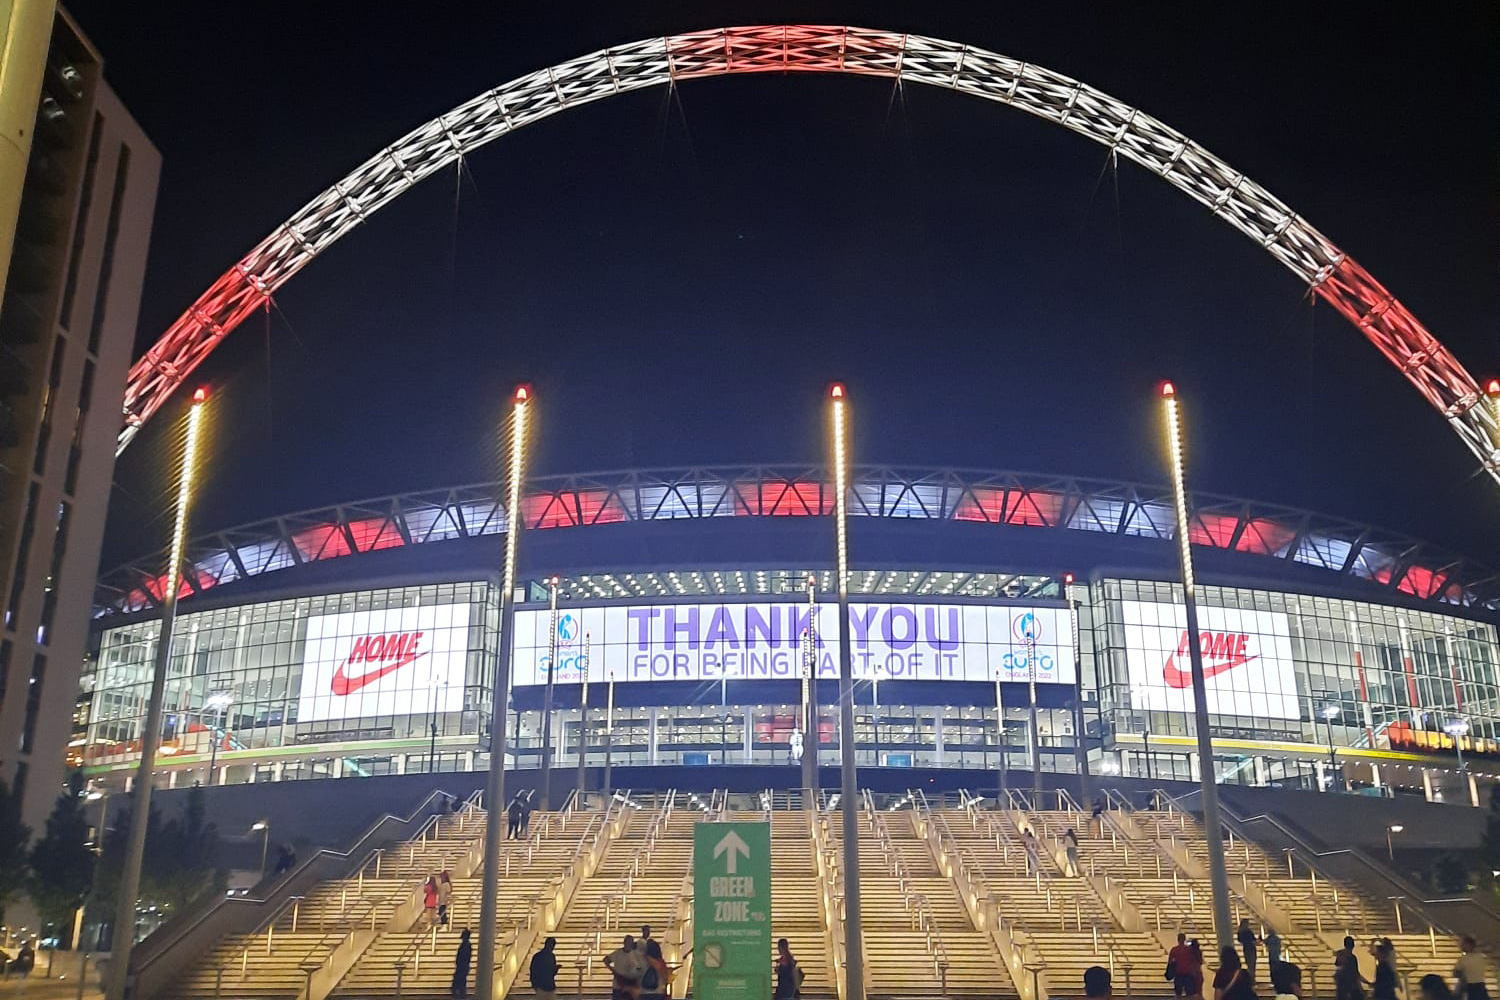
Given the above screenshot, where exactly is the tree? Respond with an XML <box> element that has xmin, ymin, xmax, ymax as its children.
<box><xmin>27</xmin><ymin>771</ymin><xmax>96</xmax><ymax>939</ymax></box>
<box><xmin>0</xmin><ymin>778</ymin><xmax>33</xmax><ymax>925</ymax></box>
<box><xmin>1480</xmin><ymin>785</ymin><xmax>1500</xmax><ymax>876</ymax></box>
<box><xmin>1434</xmin><ymin>851</ymin><xmax>1471</xmax><ymax>894</ymax></box>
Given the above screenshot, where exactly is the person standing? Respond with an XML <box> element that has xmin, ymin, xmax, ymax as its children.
<box><xmin>1455</xmin><ymin>936</ymin><xmax>1490</xmax><ymax>1000</ymax></box>
<box><xmin>1023</xmin><ymin>828</ymin><xmax>1041</xmax><ymax>875</ymax></box>
<box><xmin>1237</xmin><ymin>919</ymin><xmax>1260</xmax><ymax>983</ymax></box>
<box><xmin>1265</xmin><ymin>929</ymin><xmax>1283</xmax><ymax>981</ymax></box>
<box><xmin>422</xmin><ymin>876</ymin><xmax>439</xmax><ymax>929</ymax></box>
<box><xmin>451</xmin><ymin>929</ymin><xmax>472</xmax><ymax>998</ymax></box>
<box><xmin>1182</xmin><ymin>940</ymin><xmax>1208</xmax><ymax>1000</ymax></box>
<box><xmin>1169</xmin><ymin>933</ymin><xmax>1194</xmax><ymax>998</ymax></box>
<box><xmin>1424</xmin><ymin>975</ymin><xmax>1458</xmax><ymax>1000</ymax></box>
<box><xmin>437</xmin><ymin>871</ymin><xmax>453</xmax><ymax>927</ymax></box>
<box><xmin>520</xmin><ymin>791</ymin><xmax>534</xmax><ymax>837</ymax></box>
<box><xmin>640</xmin><ymin>940</ymin><xmax>671</xmax><ymax>1000</ymax></box>
<box><xmin>1370</xmin><ymin>939</ymin><xmax>1399</xmax><ymax>1000</ymax></box>
<box><xmin>775</xmin><ymin>938</ymin><xmax>800</xmax><ymax>1000</ymax></box>
<box><xmin>1335</xmin><ymin>935</ymin><xmax>1370</xmax><ymax>1000</ymax></box>
<box><xmin>1272</xmin><ymin>961</ymin><xmax>1304</xmax><ymax>1000</ymax></box>
<box><xmin>1091</xmin><ymin>794</ymin><xmax>1107</xmax><ymax>836</ymax></box>
<box><xmin>1064</xmin><ymin>828</ymin><xmax>1081</xmax><ymax>877</ymax></box>
<box><xmin>506</xmin><ymin>795</ymin><xmax>524</xmax><ymax>839</ymax></box>
<box><xmin>605</xmin><ymin>934</ymin><xmax>646</xmax><ymax>1000</ymax></box>
<box><xmin>1213</xmin><ymin>946</ymin><xmax>1255</xmax><ymax>1000</ymax></box>
<box><xmin>529</xmin><ymin>936</ymin><xmax>560</xmax><ymax>1000</ymax></box>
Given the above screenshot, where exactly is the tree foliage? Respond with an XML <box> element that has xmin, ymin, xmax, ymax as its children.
<box><xmin>1480</xmin><ymin>785</ymin><xmax>1500</xmax><ymax>875</ymax></box>
<box><xmin>94</xmin><ymin>785</ymin><xmax>221</xmax><ymax>919</ymax></box>
<box><xmin>0</xmin><ymin>778</ymin><xmax>32</xmax><ymax>924</ymax></box>
<box><xmin>27</xmin><ymin>772</ymin><xmax>96</xmax><ymax>934</ymax></box>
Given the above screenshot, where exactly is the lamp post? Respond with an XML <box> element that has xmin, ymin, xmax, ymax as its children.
<box><xmin>576</xmin><ymin>632</ymin><xmax>590</xmax><ymax>802</ymax></box>
<box><xmin>1023</xmin><ymin>612</ymin><xmax>1042</xmax><ymax>804</ymax></box>
<box><xmin>540</xmin><ymin>577</ymin><xmax>560</xmax><ymax>809</ymax></box>
<box><xmin>204</xmin><ymin>691</ymin><xmax>231</xmax><ymax>785</ymax></box>
<box><xmin>251</xmin><ymin>820</ymin><xmax>270</xmax><ymax>876</ymax></box>
<box><xmin>1445</xmin><ymin>718</ymin><xmax>1471</xmax><ymax>805</ymax></box>
<box><xmin>105</xmin><ymin>386</ymin><xmax>209</xmax><ymax>1000</ymax></box>
<box><xmin>478</xmin><ymin>384</ymin><xmax>532</xmax><ymax>1000</ymax></box>
<box><xmin>428</xmin><ymin>675</ymin><xmax>446</xmax><ymax>773</ymax></box>
<box><xmin>995</xmin><ymin>660</ymin><xmax>1008</xmax><ymax>805</ymax></box>
<box><xmin>1386</xmin><ymin>824</ymin><xmax>1403</xmax><ymax>861</ymax></box>
<box><xmin>1159</xmin><ymin>381</ymin><xmax>1233</xmax><ymax>950</ymax></box>
<box><xmin>1320</xmin><ymin>704</ymin><xmax>1341</xmax><ymax>790</ymax></box>
<box><xmin>801</xmin><ymin>574</ymin><xmax>820</xmax><ymax>804</ymax></box>
<box><xmin>828</xmin><ymin>383</ymin><xmax>865</xmax><ymax>1000</ymax></box>
<box><xmin>603</xmin><ymin>664</ymin><xmax>616</xmax><ymax>795</ymax></box>
<box><xmin>1065</xmin><ymin>574</ymin><xmax>1090</xmax><ymax>807</ymax></box>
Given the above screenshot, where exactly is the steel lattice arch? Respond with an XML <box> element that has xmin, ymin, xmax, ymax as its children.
<box><xmin>118</xmin><ymin>25</ymin><xmax>1499</xmax><ymax>481</ymax></box>
<box><xmin>94</xmin><ymin>465</ymin><xmax>1500</xmax><ymax>618</ymax></box>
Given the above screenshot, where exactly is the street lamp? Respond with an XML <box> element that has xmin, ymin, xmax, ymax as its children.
<box><xmin>1386</xmin><ymin>824</ymin><xmax>1404</xmax><ymax>861</ymax></box>
<box><xmin>1445</xmin><ymin>718</ymin><xmax>1471</xmax><ymax>805</ymax></box>
<box><xmin>828</xmin><ymin>382</ymin><xmax>866</xmax><ymax>1000</ymax></box>
<box><xmin>251</xmin><ymin>820</ymin><xmax>270</xmax><ymax>876</ymax></box>
<box><xmin>1320</xmin><ymin>704</ymin><xmax>1341</xmax><ymax>790</ymax></box>
<box><xmin>105</xmin><ymin>386</ymin><xmax>210</xmax><ymax>1000</ymax></box>
<box><xmin>1065</xmin><ymin>573</ymin><xmax>1091</xmax><ymax>807</ymax></box>
<box><xmin>1159</xmin><ymin>381</ymin><xmax>1233</xmax><ymax>950</ymax></box>
<box><xmin>540</xmin><ymin>577</ymin><xmax>560</xmax><ymax>809</ymax></box>
<box><xmin>575</xmin><ymin>632</ymin><xmax>590</xmax><ymax>802</ymax></box>
<box><xmin>801</xmin><ymin>574</ymin><xmax>820</xmax><ymax>804</ymax></box>
<box><xmin>1022</xmin><ymin>611</ymin><xmax>1042</xmax><ymax>804</ymax></box>
<box><xmin>478</xmin><ymin>384</ymin><xmax>532</xmax><ymax>1000</ymax></box>
<box><xmin>428</xmin><ymin>675</ymin><xmax>446</xmax><ymax>773</ymax></box>
<box><xmin>204</xmin><ymin>691</ymin><xmax>232</xmax><ymax>784</ymax></box>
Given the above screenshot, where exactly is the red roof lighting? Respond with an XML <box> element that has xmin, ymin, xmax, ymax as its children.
<box><xmin>829</xmin><ymin>383</ymin><xmax>846</xmax><ymax>400</ymax></box>
<box><xmin>191</xmin><ymin>386</ymin><xmax>209</xmax><ymax>403</ymax></box>
<box><xmin>1159</xmin><ymin>381</ymin><xmax>1177</xmax><ymax>398</ymax></box>
<box><xmin>514</xmin><ymin>384</ymin><xmax>532</xmax><ymax>403</ymax></box>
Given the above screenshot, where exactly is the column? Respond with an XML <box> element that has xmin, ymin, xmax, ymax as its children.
<box><xmin>1370</xmin><ymin>763</ymin><xmax>1381</xmax><ymax>791</ymax></box>
<box><xmin>934</xmin><ymin>715</ymin><xmax>945</xmax><ymax>767</ymax></box>
<box><xmin>1468</xmin><ymin>771</ymin><xmax>1480</xmax><ymax>808</ymax></box>
<box><xmin>647</xmin><ymin>709</ymin><xmax>659</xmax><ymax>766</ymax></box>
<box><xmin>1314</xmin><ymin>759</ymin><xmax>1326</xmax><ymax>792</ymax></box>
<box><xmin>1422</xmin><ymin>768</ymin><xmax>1434</xmax><ymax>803</ymax></box>
<box><xmin>1252</xmin><ymin>756</ymin><xmax>1268</xmax><ymax>788</ymax></box>
<box><xmin>743</xmin><ymin>708</ymin><xmax>753</xmax><ymax>761</ymax></box>
<box><xmin>272</xmin><ymin>761</ymin><xmax>285</xmax><ymax>783</ymax></box>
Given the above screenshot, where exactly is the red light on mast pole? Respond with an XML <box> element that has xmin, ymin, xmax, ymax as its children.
<box><xmin>1485</xmin><ymin>378</ymin><xmax>1500</xmax><ymax>397</ymax></box>
<box><xmin>829</xmin><ymin>382</ymin><xmax>846</xmax><ymax>400</ymax></box>
<box><xmin>1160</xmin><ymin>381</ymin><xmax>1177</xmax><ymax>398</ymax></box>
<box><xmin>514</xmin><ymin>384</ymin><xmax>532</xmax><ymax>403</ymax></box>
<box><xmin>191</xmin><ymin>386</ymin><xmax>208</xmax><ymax>404</ymax></box>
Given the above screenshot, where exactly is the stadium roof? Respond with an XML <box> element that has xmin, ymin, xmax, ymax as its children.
<box><xmin>96</xmin><ymin>466</ymin><xmax>1500</xmax><ymax>618</ymax></box>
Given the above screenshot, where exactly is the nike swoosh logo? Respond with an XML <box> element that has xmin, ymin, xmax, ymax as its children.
<box><xmin>331</xmin><ymin>650</ymin><xmax>427</xmax><ymax>695</ymax></box>
<box><xmin>1162</xmin><ymin>652</ymin><xmax>1257</xmax><ymax>689</ymax></box>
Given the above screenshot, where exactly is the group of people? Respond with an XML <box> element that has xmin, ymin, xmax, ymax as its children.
<box><xmin>600</xmin><ymin>927</ymin><xmax>675</xmax><ymax>1000</ymax></box>
<box><xmin>1159</xmin><ymin>925</ymin><xmax>1492</xmax><ymax>1000</ymax></box>
<box><xmin>422</xmin><ymin>870</ymin><xmax>455</xmax><ymax>929</ymax></box>
<box><xmin>506</xmin><ymin>791</ymin><xmax>536</xmax><ymax>839</ymax></box>
<box><xmin>1016</xmin><ymin>821</ymin><xmax>1084</xmax><ymax>877</ymax></box>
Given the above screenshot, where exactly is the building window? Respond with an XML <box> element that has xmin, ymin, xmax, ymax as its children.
<box><xmin>63</xmin><ymin>359</ymin><xmax>94</xmax><ymax>495</ymax></box>
<box><xmin>36</xmin><ymin>501</ymin><xmax>71</xmax><ymax>646</ymax></box>
<box><xmin>0</xmin><ymin>639</ymin><xmax>11</xmax><ymax>711</ymax></box>
<box><xmin>59</xmin><ymin>113</ymin><xmax>103</xmax><ymax>332</ymax></box>
<box><xmin>4</xmin><ymin>483</ymin><xmax>40</xmax><ymax>631</ymax></box>
<box><xmin>20</xmin><ymin>653</ymin><xmax>46</xmax><ymax>754</ymax></box>
<box><xmin>86</xmin><ymin>143</ymin><xmax>131</xmax><ymax>356</ymax></box>
<box><xmin>31</xmin><ymin>338</ymin><xmax>67</xmax><ymax>476</ymax></box>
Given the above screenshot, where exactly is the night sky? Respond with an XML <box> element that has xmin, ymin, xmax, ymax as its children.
<box><xmin>66</xmin><ymin>3</ymin><xmax>1499</xmax><ymax>571</ymax></box>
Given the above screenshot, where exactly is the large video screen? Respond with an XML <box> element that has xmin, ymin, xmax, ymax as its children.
<box><xmin>296</xmin><ymin>604</ymin><xmax>471</xmax><ymax>722</ymax></box>
<box><xmin>510</xmin><ymin>601</ymin><xmax>1074</xmax><ymax>686</ymax></box>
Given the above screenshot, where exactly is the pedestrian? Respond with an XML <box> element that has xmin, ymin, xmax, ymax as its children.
<box><xmin>529</xmin><ymin>936</ymin><xmax>560</xmax><ymax>1000</ymax></box>
<box><xmin>422</xmin><ymin>876</ymin><xmax>439</xmax><ymax>929</ymax></box>
<box><xmin>1213</xmin><ymin>946</ymin><xmax>1255</xmax><ymax>1000</ymax></box>
<box><xmin>437</xmin><ymin>870</ymin><xmax>453</xmax><ymax>927</ymax></box>
<box><xmin>1455</xmin><ymin>936</ymin><xmax>1490</xmax><ymax>1000</ymax></box>
<box><xmin>520</xmin><ymin>791</ymin><xmax>534</xmax><ymax>837</ymax></box>
<box><xmin>273</xmin><ymin>843</ymin><xmax>296</xmax><ymax>875</ymax></box>
<box><xmin>641</xmin><ymin>939</ymin><xmax>672</xmax><ymax>1000</ymax></box>
<box><xmin>605</xmin><ymin>934</ymin><xmax>646</xmax><ymax>1000</ymax></box>
<box><xmin>1169</xmin><ymin>933</ymin><xmax>1194</xmax><ymax>997</ymax></box>
<box><xmin>775</xmin><ymin>938</ymin><xmax>800</xmax><ymax>1000</ymax></box>
<box><xmin>12</xmin><ymin>943</ymin><xmax>34</xmax><ymax>980</ymax></box>
<box><xmin>451</xmin><ymin>928</ymin><xmax>471</xmax><ymax>998</ymax></box>
<box><xmin>1238</xmin><ymin>919</ymin><xmax>1259</xmax><ymax>983</ymax></box>
<box><xmin>1370</xmin><ymin>939</ymin><xmax>1399</xmax><ymax>1000</ymax></box>
<box><xmin>1423</xmin><ymin>975</ymin><xmax>1457</xmax><ymax>1000</ymax></box>
<box><xmin>1023</xmin><ymin>828</ymin><xmax>1041</xmax><ymax>875</ymax></box>
<box><xmin>506</xmin><ymin>796</ymin><xmax>523</xmax><ymax>839</ymax></box>
<box><xmin>1091</xmin><ymin>795</ymin><xmax>1107</xmax><ymax>836</ymax></box>
<box><xmin>1086</xmin><ymin>965</ymin><xmax>1113</xmax><ymax>999</ymax></box>
<box><xmin>1272</xmin><ymin>961</ymin><xmax>1304</xmax><ymax>1000</ymax></box>
<box><xmin>1184</xmin><ymin>941</ymin><xmax>1207</xmax><ymax>1000</ymax></box>
<box><xmin>1335</xmin><ymin>935</ymin><xmax>1370</xmax><ymax>1000</ymax></box>
<box><xmin>1064</xmin><ymin>827</ymin><xmax>1081</xmax><ymax>877</ymax></box>
<box><xmin>640</xmin><ymin>925</ymin><xmax>653</xmax><ymax>949</ymax></box>
<box><xmin>1265</xmin><ymin>929</ymin><xmax>1282</xmax><ymax>980</ymax></box>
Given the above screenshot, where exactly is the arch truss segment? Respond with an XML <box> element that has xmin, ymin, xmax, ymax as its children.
<box><xmin>115</xmin><ymin>26</ymin><xmax>1499</xmax><ymax>485</ymax></box>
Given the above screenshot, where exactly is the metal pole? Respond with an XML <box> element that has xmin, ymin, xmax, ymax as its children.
<box><xmin>995</xmin><ymin>672</ymin><xmax>1008</xmax><ymax>805</ymax></box>
<box><xmin>1027</xmin><ymin>615</ymin><xmax>1041</xmax><ymax>803</ymax></box>
<box><xmin>105</xmin><ymin>388</ymin><xmax>208</xmax><ymax>1000</ymax></box>
<box><xmin>829</xmin><ymin>383</ymin><xmax>865</xmax><ymax>1000</ymax></box>
<box><xmin>429</xmin><ymin>681</ymin><xmax>440</xmax><ymax>773</ymax></box>
<box><xmin>1160</xmin><ymin>381</ymin><xmax>1233</xmax><ymax>950</ymax></box>
<box><xmin>603</xmin><ymin>668</ymin><xmax>615</xmax><ymax>795</ymax></box>
<box><xmin>541</xmin><ymin>578</ymin><xmax>559</xmax><ymax>809</ymax></box>
<box><xmin>478</xmin><ymin>384</ymin><xmax>532</xmax><ymax>1000</ymax></box>
<box><xmin>802</xmin><ymin>576</ymin><xmax>821</xmax><ymax>805</ymax></box>
<box><xmin>208</xmin><ymin>704</ymin><xmax>226</xmax><ymax>782</ymax></box>
<box><xmin>576</xmin><ymin>633</ymin><xmax>590</xmax><ymax>803</ymax></box>
<box><xmin>259</xmin><ymin>824</ymin><xmax>270</xmax><ymax>876</ymax></box>
<box><xmin>1067</xmin><ymin>578</ymin><xmax>1090</xmax><ymax>806</ymax></box>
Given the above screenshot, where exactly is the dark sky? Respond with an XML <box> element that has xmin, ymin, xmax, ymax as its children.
<box><xmin>68</xmin><ymin>2</ymin><xmax>1499</xmax><ymax>571</ymax></box>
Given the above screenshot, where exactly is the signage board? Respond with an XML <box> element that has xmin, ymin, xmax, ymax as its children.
<box><xmin>512</xmin><ymin>601</ymin><xmax>1073</xmax><ymax>686</ymax></box>
<box><xmin>693</xmin><ymin>821</ymin><xmax>772</xmax><ymax>1000</ymax></box>
<box><xmin>1120</xmin><ymin>600</ymin><xmax>1299</xmax><ymax>720</ymax></box>
<box><xmin>296</xmin><ymin>604</ymin><xmax>470</xmax><ymax>722</ymax></box>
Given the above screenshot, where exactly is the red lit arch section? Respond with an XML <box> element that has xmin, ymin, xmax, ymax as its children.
<box><xmin>118</xmin><ymin>26</ymin><xmax>1499</xmax><ymax>481</ymax></box>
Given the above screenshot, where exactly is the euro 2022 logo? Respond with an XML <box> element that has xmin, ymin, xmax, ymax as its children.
<box><xmin>540</xmin><ymin>612</ymin><xmax>585</xmax><ymax>681</ymax></box>
<box><xmin>1007</xmin><ymin>610</ymin><xmax>1056</xmax><ymax>677</ymax></box>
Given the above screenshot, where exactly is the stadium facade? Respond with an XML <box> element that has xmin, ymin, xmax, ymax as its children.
<box><xmin>78</xmin><ymin>466</ymin><xmax>1500</xmax><ymax>806</ymax></box>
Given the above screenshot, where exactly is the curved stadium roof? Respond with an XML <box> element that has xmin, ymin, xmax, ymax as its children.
<box><xmin>96</xmin><ymin>466</ymin><xmax>1500</xmax><ymax>618</ymax></box>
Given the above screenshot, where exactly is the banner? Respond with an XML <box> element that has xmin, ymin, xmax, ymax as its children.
<box><xmin>510</xmin><ymin>601</ymin><xmax>1074</xmax><ymax>686</ymax></box>
<box><xmin>1120</xmin><ymin>599</ymin><xmax>1299</xmax><ymax>719</ymax></box>
<box><xmin>296</xmin><ymin>604</ymin><xmax>470</xmax><ymax>722</ymax></box>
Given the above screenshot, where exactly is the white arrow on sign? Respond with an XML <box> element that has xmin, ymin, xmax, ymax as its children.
<box><xmin>713</xmin><ymin>830</ymin><xmax>751</xmax><ymax>874</ymax></box>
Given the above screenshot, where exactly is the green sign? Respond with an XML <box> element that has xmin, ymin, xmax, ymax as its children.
<box><xmin>693</xmin><ymin>821</ymin><xmax>772</xmax><ymax>1000</ymax></box>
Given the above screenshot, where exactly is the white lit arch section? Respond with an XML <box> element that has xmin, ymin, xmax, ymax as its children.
<box><xmin>119</xmin><ymin>25</ymin><xmax>1499</xmax><ymax>479</ymax></box>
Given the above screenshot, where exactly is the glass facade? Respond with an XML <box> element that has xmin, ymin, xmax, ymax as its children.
<box><xmin>80</xmin><ymin>573</ymin><xmax>1500</xmax><ymax>800</ymax></box>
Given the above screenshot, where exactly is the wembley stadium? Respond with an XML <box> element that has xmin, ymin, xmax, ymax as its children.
<box><xmin>77</xmin><ymin>464</ymin><xmax>1500</xmax><ymax>805</ymax></box>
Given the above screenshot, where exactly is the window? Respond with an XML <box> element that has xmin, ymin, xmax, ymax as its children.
<box><xmin>87</xmin><ymin>143</ymin><xmax>131</xmax><ymax>355</ymax></box>
<box><xmin>20</xmin><ymin>653</ymin><xmax>46</xmax><ymax>753</ymax></box>
<box><xmin>4</xmin><ymin>483</ymin><xmax>40</xmax><ymax>631</ymax></box>
<box><xmin>32</xmin><ymin>339</ymin><xmax>66</xmax><ymax>475</ymax></box>
<box><xmin>36</xmin><ymin>501</ymin><xmax>71</xmax><ymax>646</ymax></box>
<box><xmin>63</xmin><ymin>360</ymin><xmax>94</xmax><ymax>494</ymax></box>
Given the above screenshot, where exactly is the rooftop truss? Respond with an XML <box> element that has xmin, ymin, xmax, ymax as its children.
<box><xmin>95</xmin><ymin>466</ymin><xmax>1500</xmax><ymax>617</ymax></box>
<box><xmin>116</xmin><ymin>26</ymin><xmax>1498</xmax><ymax>484</ymax></box>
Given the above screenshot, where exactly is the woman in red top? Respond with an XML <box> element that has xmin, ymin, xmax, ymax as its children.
<box><xmin>422</xmin><ymin>876</ymin><xmax>439</xmax><ymax>929</ymax></box>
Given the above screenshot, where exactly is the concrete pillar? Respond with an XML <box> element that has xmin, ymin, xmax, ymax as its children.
<box><xmin>1422</xmin><ymin>768</ymin><xmax>1434</xmax><ymax>803</ymax></box>
<box><xmin>167</xmin><ymin>769</ymin><xmax>178</xmax><ymax>789</ymax></box>
<box><xmin>1315</xmin><ymin>759</ymin><xmax>1326</xmax><ymax>791</ymax></box>
<box><xmin>647</xmin><ymin>710</ymin><xmax>659</xmax><ymax>765</ymax></box>
<box><xmin>1468</xmin><ymin>771</ymin><xmax>1479</xmax><ymax>808</ymax></box>
<box><xmin>394</xmin><ymin>755</ymin><xmax>406</xmax><ymax>776</ymax></box>
<box><xmin>1369</xmin><ymin>763</ymin><xmax>1381</xmax><ymax>789</ymax></box>
<box><xmin>1252</xmin><ymin>756</ymin><xmax>1268</xmax><ymax>788</ymax></box>
<box><xmin>934</xmin><ymin>715</ymin><xmax>944</xmax><ymax>766</ymax></box>
<box><xmin>272</xmin><ymin>761</ymin><xmax>285</xmax><ymax>783</ymax></box>
<box><xmin>743</xmin><ymin>708</ymin><xmax>753</xmax><ymax>761</ymax></box>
